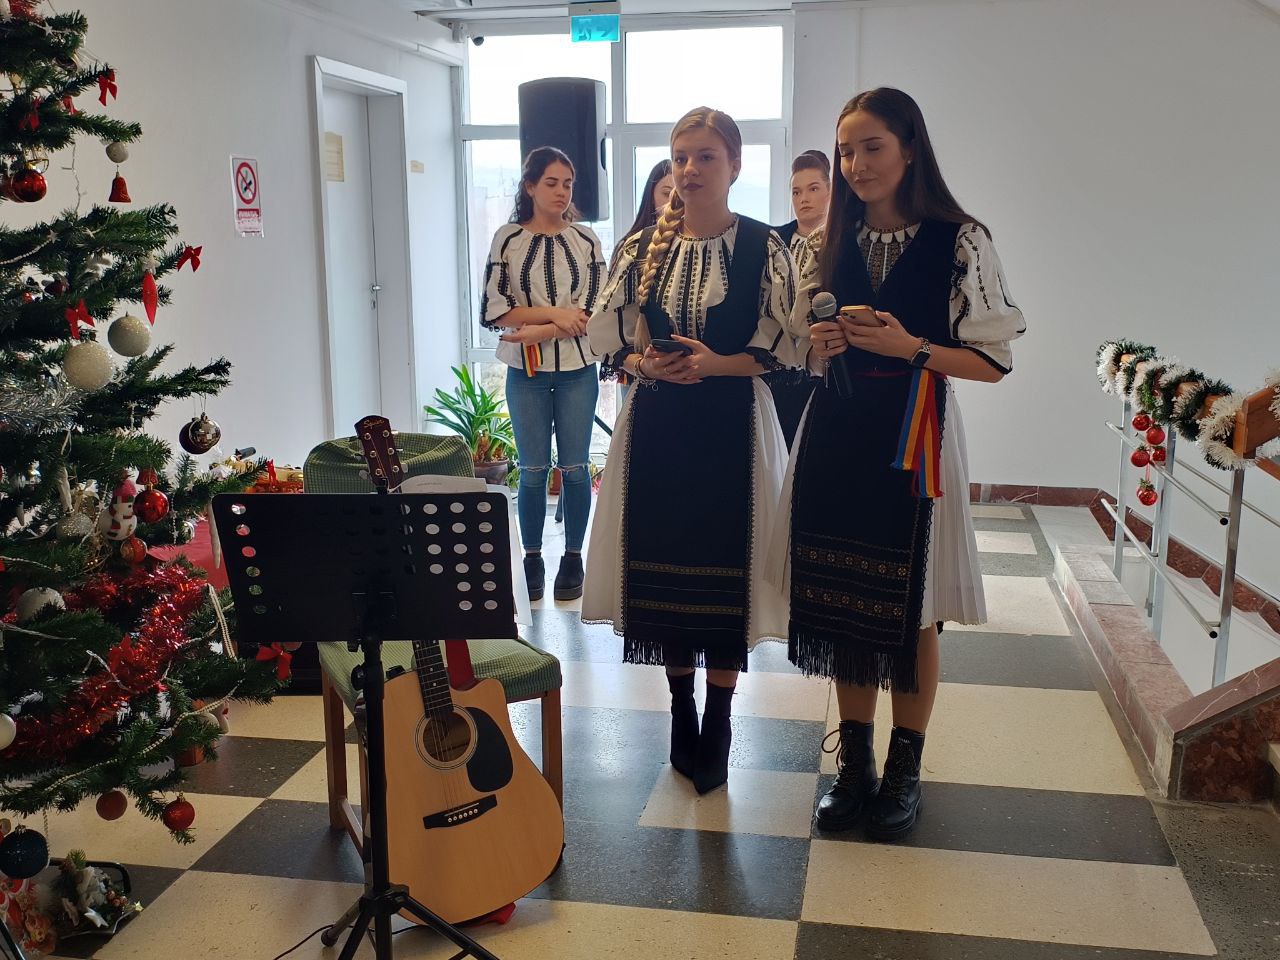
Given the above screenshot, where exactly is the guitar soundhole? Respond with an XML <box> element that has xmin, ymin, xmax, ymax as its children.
<box><xmin>419</xmin><ymin>709</ymin><xmax>474</xmax><ymax>766</ymax></box>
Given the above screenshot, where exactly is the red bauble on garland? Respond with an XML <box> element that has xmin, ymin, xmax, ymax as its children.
<box><xmin>1130</xmin><ymin>447</ymin><xmax>1151</xmax><ymax>467</ymax></box>
<box><xmin>119</xmin><ymin>535</ymin><xmax>148</xmax><ymax>565</ymax></box>
<box><xmin>1137</xmin><ymin>481</ymin><xmax>1158</xmax><ymax>507</ymax></box>
<box><xmin>134</xmin><ymin>488</ymin><xmax>169</xmax><ymax>523</ymax></box>
<box><xmin>1145</xmin><ymin>426</ymin><xmax>1166</xmax><ymax>446</ymax></box>
<box><xmin>1151</xmin><ymin>446</ymin><xmax>1167</xmax><ymax>464</ymax></box>
<box><xmin>96</xmin><ymin>790</ymin><xmax>128</xmax><ymax>821</ymax></box>
<box><xmin>161</xmin><ymin>796</ymin><xmax>195</xmax><ymax>832</ymax></box>
<box><xmin>1132</xmin><ymin>412</ymin><xmax>1152</xmax><ymax>431</ymax></box>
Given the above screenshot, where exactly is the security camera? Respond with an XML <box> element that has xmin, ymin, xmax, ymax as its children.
<box><xmin>472</xmin><ymin>35</ymin><xmax>484</xmax><ymax>45</ymax></box>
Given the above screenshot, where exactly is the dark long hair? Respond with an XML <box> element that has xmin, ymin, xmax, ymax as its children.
<box><xmin>509</xmin><ymin>146</ymin><xmax>579</xmax><ymax>224</ymax></box>
<box><xmin>819</xmin><ymin>88</ymin><xmax>984</xmax><ymax>288</ymax></box>
<box><xmin>611</xmin><ymin>159</ymin><xmax>671</xmax><ymax>270</ymax></box>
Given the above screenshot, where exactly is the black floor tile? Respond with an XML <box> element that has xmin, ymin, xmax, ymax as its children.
<box><xmin>795</xmin><ymin>922</ymin><xmax>1213</xmax><ymax>960</ymax></box>
<box><xmin>810</xmin><ymin>779</ymin><xmax>1176</xmax><ymax>866</ymax></box>
<box><xmin>179</xmin><ymin>736</ymin><xmax>324</xmax><ymax>797</ymax></box>
<box><xmin>941</xmin><ymin>631</ymin><xmax>1094</xmax><ymax>690</ymax></box>
<box><xmin>191</xmin><ymin>798</ymin><xmax>364</xmax><ymax>884</ymax></box>
<box><xmin>532</xmin><ymin>819</ymin><xmax>809</xmax><ymax>921</ymax></box>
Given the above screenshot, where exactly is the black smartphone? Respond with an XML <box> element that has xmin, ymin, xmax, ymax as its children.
<box><xmin>649</xmin><ymin>338</ymin><xmax>694</xmax><ymax>356</ymax></box>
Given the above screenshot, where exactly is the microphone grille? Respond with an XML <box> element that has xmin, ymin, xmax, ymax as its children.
<box><xmin>811</xmin><ymin>291</ymin><xmax>838</xmax><ymax>318</ymax></box>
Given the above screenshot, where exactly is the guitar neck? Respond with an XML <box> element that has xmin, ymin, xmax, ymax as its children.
<box><xmin>411</xmin><ymin>638</ymin><xmax>455</xmax><ymax>717</ymax></box>
<box><xmin>355</xmin><ymin>415</ymin><xmax>405</xmax><ymax>491</ymax></box>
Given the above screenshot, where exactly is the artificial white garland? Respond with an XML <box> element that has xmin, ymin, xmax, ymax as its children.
<box><xmin>1097</xmin><ymin>342</ymin><xmax>1125</xmax><ymax>395</ymax></box>
<box><xmin>1197</xmin><ymin>391</ymin><xmax>1247</xmax><ymax>470</ymax></box>
<box><xmin>1256</xmin><ymin>369</ymin><xmax>1280</xmax><ymax>461</ymax></box>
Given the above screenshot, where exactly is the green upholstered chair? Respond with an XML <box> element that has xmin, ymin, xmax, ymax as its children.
<box><xmin>304</xmin><ymin>434</ymin><xmax>563</xmax><ymax>853</ymax></box>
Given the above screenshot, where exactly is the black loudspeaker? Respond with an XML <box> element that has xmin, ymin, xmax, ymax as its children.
<box><xmin>518</xmin><ymin>77</ymin><xmax>609</xmax><ymax>223</ymax></box>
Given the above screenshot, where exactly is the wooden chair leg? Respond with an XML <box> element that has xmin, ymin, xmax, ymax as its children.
<box><xmin>540</xmin><ymin>687</ymin><xmax>563</xmax><ymax>808</ymax></box>
<box><xmin>321</xmin><ymin>671</ymin><xmax>348</xmax><ymax>830</ymax></box>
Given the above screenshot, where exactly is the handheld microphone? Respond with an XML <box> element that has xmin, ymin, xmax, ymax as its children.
<box><xmin>809</xmin><ymin>291</ymin><xmax>853</xmax><ymax>398</ymax></box>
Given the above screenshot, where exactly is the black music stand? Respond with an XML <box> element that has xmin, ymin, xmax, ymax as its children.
<box><xmin>212</xmin><ymin>489</ymin><xmax>521</xmax><ymax>960</ymax></box>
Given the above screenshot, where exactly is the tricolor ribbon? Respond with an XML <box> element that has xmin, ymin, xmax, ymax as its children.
<box><xmin>255</xmin><ymin>643</ymin><xmax>293</xmax><ymax>681</ymax></box>
<box><xmin>64</xmin><ymin>299</ymin><xmax>93</xmax><ymax>340</ymax></box>
<box><xmin>98</xmin><ymin>69</ymin><xmax>118</xmax><ymax>106</ymax></box>
<box><xmin>521</xmin><ymin>342</ymin><xmax>542</xmax><ymax>378</ymax></box>
<box><xmin>891</xmin><ymin>368</ymin><xmax>945</xmax><ymax>499</ymax></box>
<box><xmin>176</xmin><ymin>245</ymin><xmax>202</xmax><ymax>272</ymax></box>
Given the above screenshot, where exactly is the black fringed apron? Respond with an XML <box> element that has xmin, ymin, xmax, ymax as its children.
<box><xmin>621</xmin><ymin>217</ymin><xmax>771</xmax><ymax>671</ymax></box>
<box><xmin>788</xmin><ymin>219</ymin><xmax>962</xmax><ymax>692</ymax></box>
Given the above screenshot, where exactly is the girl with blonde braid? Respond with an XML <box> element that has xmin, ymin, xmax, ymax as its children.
<box><xmin>583</xmin><ymin>107</ymin><xmax>796</xmax><ymax>795</ymax></box>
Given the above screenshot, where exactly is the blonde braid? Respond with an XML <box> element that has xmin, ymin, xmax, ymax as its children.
<box><xmin>633</xmin><ymin>193</ymin><xmax>685</xmax><ymax>352</ymax></box>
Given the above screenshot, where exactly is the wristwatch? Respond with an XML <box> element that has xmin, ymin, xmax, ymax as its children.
<box><xmin>909</xmin><ymin>338</ymin><xmax>932</xmax><ymax>369</ymax></box>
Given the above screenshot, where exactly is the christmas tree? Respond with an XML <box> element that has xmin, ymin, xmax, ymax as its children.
<box><xmin>0</xmin><ymin>2</ymin><xmax>281</xmax><ymax>845</ymax></box>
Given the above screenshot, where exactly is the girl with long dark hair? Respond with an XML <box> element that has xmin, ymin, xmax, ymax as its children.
<box><xmin>584</xmin><ymin>108</ymin><xmax>795</xmax><ymax>796</ymax></box>
<box><xmin>481</xmin><ymin>146</ymin><xmax>607</xmax><ymax>602</ymax></box>
<box><xmin>769</xmin><ymin>88</ymin><xmax>1024</xmax><ymax>840</ymax></box>
<box><xmin>612</xmin><ymin>159</ymin><xmax>673</xmax><ymax>271</ymax></box>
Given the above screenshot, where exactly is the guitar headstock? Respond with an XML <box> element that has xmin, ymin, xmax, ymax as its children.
<box><xmin>355</xmin><ymin>415</ymin><xmax>406</xmax><ymax>491</ymax></box>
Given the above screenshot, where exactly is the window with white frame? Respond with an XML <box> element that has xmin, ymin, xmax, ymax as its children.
<box><xmin>458</xmin><ymin>18</ymin><xmax>792</xmax><ymax>441</ymax></box>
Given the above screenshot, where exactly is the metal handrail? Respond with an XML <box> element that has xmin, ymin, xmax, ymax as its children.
<box><xmin>1104</xmin><ymin>421</ymin><xmax>1228</xmax><ymax>524</ymax></box>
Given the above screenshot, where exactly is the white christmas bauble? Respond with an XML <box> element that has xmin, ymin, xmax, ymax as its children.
<box><xmin>56</xmin><ymin>513</ymin><xmax>96</xmax><ymax>539</ymax></box>
<box><xmin>64</xmin><ymin>340</ymin><xmax>114</xmax><ymax>391</ymax></box>
<box><xmin>105</xmin><ymin>142</ymin><xmax>130</xmax><ymax>164</ymax></box>
<box><xmin>107</xmin><ymin>314</ymin><xmax>150</xmax><ymax>357</ymax></box>
<box><xmin>0</xmin><ymin>715</ymin><xmax>15</xmax><ymax>752</ymax></box>
<box><xmin>98</xmin><ymin>506</ymin><xmax>137</xmax><ymax>541</ymax></box>
<box><xmin>15</xmin><ymin>587</ymin><xmax>66</xmax><ymax>624</ymax></box>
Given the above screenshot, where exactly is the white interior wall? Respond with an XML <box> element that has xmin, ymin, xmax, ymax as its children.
<box><xmin>10</xmin><ymin>0</ymin><xmax>463</xmax><ymax>466</ymax></box>
<box><xmin>792</xmin><ymin>0</ymin><xmax>1280</xmax><ymax>600</ymax></box>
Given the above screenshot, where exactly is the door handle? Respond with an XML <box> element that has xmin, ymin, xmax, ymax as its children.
<box><xmin>370</xmin><ymin>282</ymin><xmax>382</xmax><ymax>309</ymax></box>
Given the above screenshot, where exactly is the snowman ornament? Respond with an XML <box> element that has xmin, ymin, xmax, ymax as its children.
<box><xmin>98</xmin><ymin>476</ymin><xmax>139</xmax><ymax>541</ymax></box>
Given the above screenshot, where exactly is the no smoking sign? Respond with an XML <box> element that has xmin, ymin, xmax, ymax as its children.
<box><xmin>230</xmin><ymin>156</ymin><xmax>263</xmax><ymax>237</ymax></box>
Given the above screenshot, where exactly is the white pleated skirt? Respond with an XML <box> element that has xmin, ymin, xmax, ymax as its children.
<box><xmin>583</xmin><ymin>378</ymin><xmax>791</xmax><ymax>648</ymax></box>
<box><xmin>765</xmin><ymin>378</ymin><xmax>987</xmax><ymax>629</ymax></box>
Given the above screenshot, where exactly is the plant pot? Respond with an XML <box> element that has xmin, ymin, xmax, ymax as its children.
<box><xmin>474</xmin><ymin>459</ymin><xmax>510</xmax><ymax>486</ymax></box>
<box><xmin>548</xmin><ymin>467</ymin><xmax>563</xmax><ymax>496</ymax></box>
<box><xmin>176</xmin><ymin>746</ymin><xmax>205</xmax><ymax>767</ymax></box>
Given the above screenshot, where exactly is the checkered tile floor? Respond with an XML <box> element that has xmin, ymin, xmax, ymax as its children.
<box><xmin>32</xmin><ymin>505</ymin><xmax>1276</xmax><ymax>959</ymax></box>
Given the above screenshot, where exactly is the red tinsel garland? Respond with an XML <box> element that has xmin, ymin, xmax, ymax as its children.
<box><xmin>2</xmin><ymin>566</ymin><xmax>210</xmax><ymax>763</ymax></box>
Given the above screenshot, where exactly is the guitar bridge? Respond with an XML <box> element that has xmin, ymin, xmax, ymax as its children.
<box><xmin>422</xmin><ymin>795</ymin><xmax>497</xmax><ymax>830</ymax></box>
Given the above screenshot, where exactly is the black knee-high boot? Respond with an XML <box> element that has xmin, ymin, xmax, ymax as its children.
<box><xmin>667</xmin><ymin>672</ymin><xmax>698</xmax><ymax>780</ymax></box>
<box><xmin>694</xmin><ymin>681</ymin><xmax>735</xmax><ymax>795</ymax></box>
<box><xmin>866</xmin><ymin>726</ymin><xmax>925</xmax><ymax>841</ymax></box>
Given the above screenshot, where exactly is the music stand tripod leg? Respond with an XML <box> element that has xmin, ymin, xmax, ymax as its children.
<box><xmin>326</xmin><ymin>620</ymin><xmax>499</xmax><ymax>960</ymax></box>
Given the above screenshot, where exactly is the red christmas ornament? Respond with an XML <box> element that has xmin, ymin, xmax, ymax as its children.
<box><xmin>134</xmin><ymin>488</ymin><xmax>169</xmax><ymax>523</ymax></box>
<box><xmin>162</xmin><ymin>796</ymin><xmax>195</xmax><ymax>832</ymax></box>
<box><xmin>137</xmin><ymin>466</ymin><xmax>160</xmax><ymax>486</ymax></box>
<box><xmin>96</xmin><ymin>790</ymin><xmax>128</xmax><ymax>821</ymax></box>
<box><xmin>22</xmin><ymin>291</ymin><xmax>34</xmax><ymax>303</ymax></box>
<box><xmin>1151</xmin><ymin>446</ymin><xmax>1167</xmax><ymax>464</ymax></box>
<box><xmin>1132</xmin><ymin>413</ymin><xmax>1152</xmax><ymax>432</ymax></box>
<box><xmin>109</xmin><ymin>173</ymin><xmax>131</xmax><ymax>203</ymax></box>
<box><xmin>1130</xmin><ymin>447</ymin><xmax>1151</xmax><ymax>467</ymax></box>
<box><xmin>1146</xmin><ymin>426</ymin><xmax>1166</xmax><ymax>446</ymax></box>
<box><xmin>1137</xmin><ymin>481</ymin><xmax>1158</xmax><ymax>507</ymax></box>
<box><xmin>142</xmin><ymin>270</ymin><xmax>158</xmax><ymax>324</ymax></box>
<box><xmin>119</xmin><ymin>536</ymin><xmax>148</xmax><ymax>565</ymax></box>
<box><xmin>11</xmin><ymin>166</ymin><xmax>47</xmax><ymax>203</ymax></box>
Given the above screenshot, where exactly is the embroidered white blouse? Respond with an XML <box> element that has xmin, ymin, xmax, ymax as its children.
<box><xmin>480</xmin><ymin>223</ymin><xmax>607</xmax><ymax>372</ymax></box>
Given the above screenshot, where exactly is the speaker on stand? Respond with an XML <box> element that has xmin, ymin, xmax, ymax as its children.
<box><xmin>517</xmin><ymin>78</ymin><xmax>608</xmax><ymax>223</ymax></box>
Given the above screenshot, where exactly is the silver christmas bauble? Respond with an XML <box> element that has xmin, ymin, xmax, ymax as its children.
<box><xmin>64</xmin><ymin>340</ymin><xmax>114</xmax><ymax>391</ymax></box>
<box><xmin>107</xmin><ymin>314</ymin><xmax>150</xmax><ymax>356</ymax></box>
<box><xmin>105</xmin><ymin>141</ymin><xmax>130</xmax><ymax>164</ymax></box>
<box><xmin>15</xmin><ymin>587</ymin><xmax>65</xmax><ymax>623</ymax></box>
<box><xmin>56</xmin><ymin>512</ymin><xmax>96</xmax><ymax>539</ymax></box>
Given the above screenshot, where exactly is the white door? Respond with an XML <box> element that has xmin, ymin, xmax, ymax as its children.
<box><xmin>323</xmin><ymin>88</ymin><xmax>381</xmax><ymax>435</ymax></box>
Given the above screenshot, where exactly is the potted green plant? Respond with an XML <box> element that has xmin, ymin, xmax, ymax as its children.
<box><xmin>424</xmin><ymin>366</ymin><xmax>516</xmax><ymax>485</ymax></box>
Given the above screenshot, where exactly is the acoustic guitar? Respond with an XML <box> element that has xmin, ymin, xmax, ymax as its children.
<box><xmin>355</xmin><ymin>416</ymin><xmax>564</xmax><ymax>924</ymax></box>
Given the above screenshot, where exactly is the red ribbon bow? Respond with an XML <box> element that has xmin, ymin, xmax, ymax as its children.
<box><xmin>255</xmin><ymin>643</ymin><xmax>293</xmax><ymax>681</ymax></box>
<box><xmin>266</xmin><ymin>459</ymin><xmax>278</xmax><ymax>484</ymax></box>
<box><xmin>62</xmin><ymin>95</ymin><xmax>77</xmax><ymax>116</ymax></box>
<box><xmin>177</xmin><ymin>245</ymin><xmax>202</xmax><ymax>272</ymax></box>
<box><xmin>19</xmin><ymin>99</ymin><xmax>41</xmax><ymax>131</ymax></box>
<box><xmin>64</xmin><ymin>299</ymin><xmax>93</xmax><ymax>340</ymax></box>
<box><xmin>98</xmin><ymin>69</ymin><xmax>118</xmax><ymax>106</ymax></box>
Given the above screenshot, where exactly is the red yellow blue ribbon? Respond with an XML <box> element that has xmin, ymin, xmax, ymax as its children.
<box><xmin>892</xmin><ymin>368</ymin><xmax>944</xmax><ymax>499</ymax></box>
<box><xmin>521</xmin><ymin>342</ymin><xmax>542</xmax><ymax>378</ymax></box>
